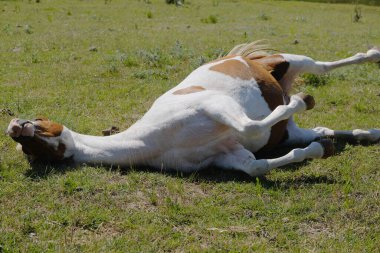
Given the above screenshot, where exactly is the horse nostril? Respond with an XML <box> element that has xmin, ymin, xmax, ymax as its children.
<box><xmin>7</xmin><ymin>121</ymin><xmax>22</xmax><ymax>137</ymax></box>
<box><xmin>12</xmin><ymin>124</ymin><xmax>22</xmax><ymax>132</ymax></box>
<box><xmin>21</xmin><ymin>123</ymin><xmax>35</xmax><ymax>137</ymax></box>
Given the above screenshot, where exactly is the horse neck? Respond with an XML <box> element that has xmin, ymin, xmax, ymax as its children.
<box><xmin>68</xmin><ymin>126</ymin><xmax>155</xmax><ymax>166</ymax></box>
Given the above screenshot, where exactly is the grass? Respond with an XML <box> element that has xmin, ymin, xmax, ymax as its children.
<box><xmin>0</xmin><ymin>0</ymin><xmax>380</xmax><ymax>252</ymax></box>
<box><xmin>282</xmin><ymin>0</ymin><xmax>380</xmax><ymax>6</ymax></box>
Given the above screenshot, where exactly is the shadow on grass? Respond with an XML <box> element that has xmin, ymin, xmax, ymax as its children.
<box><xmin>24</xmin><ymin>138</ymin><xmax>376</xmax><ymax>188</ymax></box>
<box><xmin>24</xmin><ymin>161</ymin><xmax>77</xmax><ymax>180</ymax></box>
<box><xmin>153</xmin><ymin>166</ymin><xmax>339</xmax><ymax>190</ymax></box>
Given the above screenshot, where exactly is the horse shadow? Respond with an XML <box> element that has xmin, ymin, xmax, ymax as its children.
<box><xmin>24</xmin><ymin>138</ymin><xmax>375</xmax><ymax>189</ymax></box>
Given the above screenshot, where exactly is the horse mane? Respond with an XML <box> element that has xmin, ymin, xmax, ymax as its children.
<box><xmin>227</xmin><ymin>40</ymin><xmax>274</xmax><ymax>60</ymax></box>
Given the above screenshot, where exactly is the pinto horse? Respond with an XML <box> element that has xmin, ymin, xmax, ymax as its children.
<box><xmin>7</xmin><ymin>42</ymin><xmax>380</xmax><ymax>176</ymax></box>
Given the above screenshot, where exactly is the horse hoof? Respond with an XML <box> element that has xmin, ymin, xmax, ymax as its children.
<box><xmin>318</xmin><ymin>139</ymin><xmax>335</xmax><ymax>159</ymax></box>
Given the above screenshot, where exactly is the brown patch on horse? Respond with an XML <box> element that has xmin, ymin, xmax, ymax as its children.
<box><xmin>254</xmin><ymin>55</ymin><xmax>289</xmax><ymax>82</ymax></box>
<box><xmin>34</xmin><ymin>119</ymin><xmax>64</xmax><ymax>137</ymax></box>
<box><xmin>209</xmin><ymin>59</ymin><xmax>253</xmax><ymax>80</ymax></box>
<box><xmin>173</xmin><ymin>86</ymin><xmax>206</xmax><ymax>95</ymax></box>
<box><xmin>245</xmin><ymin>58</ymin><xmax>288</xmax><ymax>150</ymax></box>
<box><xmin>214</xmin><ymin>123</ymin><xmax>230</xmax><ymax>135</ymax></box>
<box><xmin>246</xmin><ymin>59</ymin><xmax>284</xmax><ymax>110</ymax></box>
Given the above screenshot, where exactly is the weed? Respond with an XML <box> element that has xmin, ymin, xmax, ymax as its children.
<box><xmin>132</xmin><ymin>70</ymin><xmax>148</xmax><ymax>79</ymax></box>
<box><xmin>31</xmin><ymin>53</ymin><xmax>40</xmax><ymax>64</ymax></box>
<box><xmin>47</xmin><ymin>14</ymin><xmax>53</xmax><ymax>22</ymax></box>
<box><xmin>21</xmin><ymin>223</ymin><xmax>36</xmax><ymax>235</ymax></box>
<box><xmin>171</xmin><ymin>40</ymin><xmax>185</xmax><ymax>59</ymax></box>
<box><xmin>353</xmin><ymin>5</ymin><xmax>362</xmax><ymax>22</ymax></box>
<box><xmin>117</xmin><ymin>51</ymin><xmax>139</xmax><ymax>67</ymax></box>
<box><xmin>302</xmin><ymin>73</ymin><xmax>330</xmax><ymax>87</ymax></box>
<box><xmin>63</xmin><ymin>178</ymin><xmax>79</xmax><ymax>195</ymax></box>
<box><xmin>106</xmin><ymin>64</ymin><xmax>119</xmax><ymax>76</ymax></box>
<box><xmin>166</xmin><ymin>0</ymin><xmax>184</xmax><ymax>5</ymax></box>
<box><xmin>201</xmin><ymin>15</ymin><xmax>218</xmax><ymax>24</ymax></box>
<box><xmin>89</xmin><ymin>46</ymin><xmax>98</xmax><ymax>52</ymax></box>
<box><xmin>138</xmin><ymin>48</ymin><xmax>171</xmax><ymax>68</ymax></box>
<box><xmin>295</xmin><ymin>16</ymin><xmax>307</xmax><ymax>22</ymax></box>
<box><xmin>353</xmin><ymin>102</ymin><xmax>375</xmax><ymax>113</ymax></box>
<box><xmin>132</xmin><ymin>69</ymin><xmax>168</xmax><ymax>80</ymax></box>
<box><xmin>24</xmin><ymin>24</ymin><xmax>33</xmax><ymax>34</ymax></box>
<box><xmin>258</xmin><ymin>12</ymin><xmax>270</xmax><ymax>21</ymax></box>
<box><xmin>147</xmin><ymin>11</ymin><xmax>153</xmax><ymax>19</ymax></box>
<box><xmin>2</xmin><ymin>24</ymin><xmax>11</xmax><ymax>34</ymax></box>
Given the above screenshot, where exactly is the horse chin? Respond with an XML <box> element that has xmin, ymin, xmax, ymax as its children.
<box><xmin>11</xmin><ymin>135</ymin><xmax>61</xmax><ymax>162</ymax></box>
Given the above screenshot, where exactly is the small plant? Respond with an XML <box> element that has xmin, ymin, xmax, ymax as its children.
<box><xmin>258</xmin><ymin>12</ymin><xmax>270</xmax><ymax>21</ymax></box>
<box><xmin>107</xmin><ymin>64</ymin><xmax>119</xmax><ymax>75</ymax></box>
<box><xmin>31</xmin><ymin>53</ymin><xmax>40</xmax><ymax>64</ymax></box>
<box><xmin>302</xmin><ymin>73</ymin><xmax>330</xmax><ymax>87</ymax></box>
<box><xmin>166</xmin><ymin>0</ymin><xmax>184</xmax><ymax>5</ymax></box>
<box><xmin>114</xmin><ymin>50</ymin><xmax>138</xmax><ymax>67</ymax></box>
<box><xmin>2</xmin><ymin>24</ymin><xmax>11</xmax><ymax>34</ymax></box>
<box><xmin>132</xmin><ymin>69</ymin><xmax>168</xmax><ymax>80</ymax></box>
<box><xmin>353</xmin><ymin>5</ymin><xmax>362</xmax><ymax>22</ymax></box>
<box><xmin>24</xmin><ymin>24</ymin><xmax>33</xmax><ymax>34</ymax></box>
<box><xmin>201</xmin><ymin>15</ymin><xmax>218</xmax><ymax>24</ymax></box>
<box><xmin>171</xmin><ymin>40</ymin><xmax>185</xmax><ymax>59</ymax></box>
<box><xmin>295</xmin><ymin>16</ymin><xmax>307</xmax><ymax>22</ymax></box>
<box><xmin>139</xmin><ymin>49</ymin><xmax>161</xmax><ymax>67</ymax></box>
<box><xmin>146</xmin><ymin>11</ymin><xmax>153</xmax><ymax>19</ymax></box>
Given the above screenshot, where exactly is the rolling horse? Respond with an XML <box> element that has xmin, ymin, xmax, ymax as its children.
<box><xmin>7</xmin><ymin>41</ymin><xmax>380</xmax><ymax>176</ymax></box>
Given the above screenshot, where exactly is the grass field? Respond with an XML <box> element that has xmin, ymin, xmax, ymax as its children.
<box><xmin>1</xmin><ymin>0</ymin><xmax>380</xmax><ymax>252</ymax></box>
<box><xmin>284</xmin><ymin>0</ymin><xmax>380</xmax><ymax>6</ymax></box>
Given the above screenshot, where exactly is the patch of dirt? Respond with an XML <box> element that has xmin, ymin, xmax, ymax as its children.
<box><xmin>298</xmin><ymin>221</ymin><xmax>335</xmax><ymax>239</ymax></box>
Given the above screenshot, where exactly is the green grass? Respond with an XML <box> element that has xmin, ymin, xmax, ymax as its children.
<box><xmin>0</xmin><ymin>0</ymin><xmax>380</xmax><ymax>252</ymax></box>
<box><xmin>282</xmin><ymin>0</ymin><xmax>380</xmax><ymax>6</ymax></box>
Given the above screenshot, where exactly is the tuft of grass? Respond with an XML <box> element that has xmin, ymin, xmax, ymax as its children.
<box><xmin>353</xmin><ymin>5</ymin><xmax>362</xmax><ymax>22</ymax></box>
<box><xmin>213</xmin><ymin>0</ymin><xmax>219</xmax><ymax>7</ymax></box>
<box><xmin>146</xmin><ymin>11</ymin><xmax>153</xmax><ymax>19</ymax></box>
<box><xmin>301</xmin><ymin>73</ymin><xmax>330</xmax><ymax>87</ymax></box>
<box><xmin>258</xmin><ymin>12</ymin><xmax>270</xmax><ymax>21</ymax></box>
<box><xmin>166</xmin><ymin>0</ymin><xmax>184</xmax><ymax>5</ymax></box>
<box><xmin>24</xmin><ymin>24</ymin><xmax>33</xmax><ymax>34</ymax></box>
<box><xmin>201</xmin><ymin>15</ymin><xmax>218</xmax><ymax>24</ymax></box>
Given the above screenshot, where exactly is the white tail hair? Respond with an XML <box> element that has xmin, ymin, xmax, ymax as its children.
<box><xmin>227</xmin><ymin>40</ymin><xmax>273</xmax><ymax>59</ymax></box>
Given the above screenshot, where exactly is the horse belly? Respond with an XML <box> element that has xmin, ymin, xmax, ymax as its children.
<box><xmin>147</xmin><ymin>114</ymin><xmax>239</xmax><ymax>171</ymax></box>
